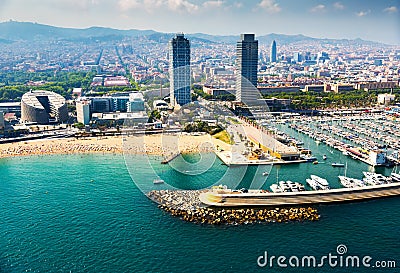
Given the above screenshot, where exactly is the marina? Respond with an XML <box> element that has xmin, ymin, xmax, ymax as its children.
<box><xmin>282</xmin><ymin>113</ymin><xmax>400</xmax><ymax>167</ymax></box>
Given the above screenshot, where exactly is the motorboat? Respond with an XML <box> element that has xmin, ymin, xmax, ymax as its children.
<box><xmin>306</xmin><ymin>178</ymin><xmax>320</xmax><ymax>191</ymax></box>
<box><xmin>338</xmin><ymin>176</ymin><xmax>365</xmax><ymax>188</ymax></box>
<box><xmin>332</xmin><ymin>163</ymin><xmax>345</xmax><ymax>167</ymax></box>
<box><xmin>300</xmin><ymin>154</ymin><xmax>318</xmax><ymax>162</ymax></box>
<box><xmin>310</xmin><ymin>175</ymin><xmax>330</xmax><ymax>190</ymax></box>
<box><xmin>153</xmin><ymin>179</ymin><xmax>165</xmax><ymax>184</ymax></box>
<box><xmin>270</xmin><ymin>184</ymin><xmax>283</xmax><ymax>193</ymax></box>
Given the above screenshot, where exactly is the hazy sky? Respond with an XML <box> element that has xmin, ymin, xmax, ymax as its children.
<box><xmin>0</xmin><ymin>0</ymin><xmax>399</xmax><ymax>44</ymax></box>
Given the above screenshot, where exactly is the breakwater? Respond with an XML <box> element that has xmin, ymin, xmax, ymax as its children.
<box><xmin>147</xmin><ymin>190</ymin><xmax>320</xmax><ymax>225</ymax></box>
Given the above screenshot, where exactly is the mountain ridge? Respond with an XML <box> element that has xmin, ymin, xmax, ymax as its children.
<box><xmin>0</xmin><ymin>21</ymin><xmax>387</xmax><ymax>46</ymax></box>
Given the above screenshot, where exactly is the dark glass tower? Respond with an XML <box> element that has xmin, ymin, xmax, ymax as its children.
<box><xmin>169</xmin><ymin>33</ymin><xmax>191</xmax><ymax>106</ymax></box>
<box><xmin>236</xmin><ymin>34</ymin><xmax>259</xmax><ymax>103</ymax></box>
<box><xmin>270</xmin><ymin>40</ymin><xmax>277</xmax><ymax>63</ymax></box>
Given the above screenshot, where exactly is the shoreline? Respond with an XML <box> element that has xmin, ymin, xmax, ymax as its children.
<box><xmin>0</xmin><ymin>134</ymin><xmax>228</xmax><ymax>159</ymax></box>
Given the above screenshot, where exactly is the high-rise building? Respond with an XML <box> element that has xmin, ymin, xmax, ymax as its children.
<box><xmin>169</xmin><ymin>33</ymin><xmax>191</xmax><ymax>106</ymax></box>
<box><xmin>236</xmin><ymin>34</ymin><xmax>259</xmax><ymax>103</ymax></box>
<box><xmin>76</xmin><ymin>101</ymin><xmax>91</xmax><ymax>125</ymax></box>
<box><xmin>0</xmin><ymin>110</ymin><xmax>4</xmax><ymax>130</ymax></box>
<box><xmin>270</xmin><ymin>40</ymin><xmax>277</xmax><ymax>63</ymax></box>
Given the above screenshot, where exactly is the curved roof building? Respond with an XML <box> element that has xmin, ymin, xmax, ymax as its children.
<box><xmin>21</xmin><ymin>90</ymin><xmax>68</xmax><ymax>124</ymax></box>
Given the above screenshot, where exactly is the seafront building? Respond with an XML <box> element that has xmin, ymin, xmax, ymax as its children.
<box><xmin>236</xmin><ymin>34</ymin><xmax>259</xmax><ymax>103</ymax></box>
<box><xmin>127</xmin><ymin>92</ymin><xmax>145</xmax><ymax>112</ymax></box>
<box><xmin>0</xmin><ymin>111</ymin><xmax>4</xmax><ymax>131</ymax></box>
<box><xmin>76</xmin><ymin>101</ymin><xmax>91</xmax><ymax>125</ymax></box>
<box><xmin>169</xmin><ymin>33</ymin><xmax>191</xmax><ymax>106</ymax></box>
<box><xmin>21</xmin><ymin>90</ymin><xmax>68</xmax><ymax>124</ymax></box>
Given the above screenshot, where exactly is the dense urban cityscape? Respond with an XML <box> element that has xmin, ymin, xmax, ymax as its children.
<box><xmin>1</xmin><ymin>22</ymin><xmax>399</xmax><ymax>138</ymax></box>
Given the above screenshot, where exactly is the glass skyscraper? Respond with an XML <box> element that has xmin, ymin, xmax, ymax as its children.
<box><xmin>169</xmin><ymin>33</ymin><xmax>191</xmax><ymax>106</ymax></box>
<box><xmin>270</xmin><ymin>40</ymin><xmax>277</xmax><ymax>63</ymax></box>
<box><xmin>236</xmin><ymin>34</ymin><xmax>258</xmax><ymax>103</ymax></box>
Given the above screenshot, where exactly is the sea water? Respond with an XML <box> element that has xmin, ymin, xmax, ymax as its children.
<box><xmin>0</xmin><ymin>152</ymin><xmax>399</xmax><ymax>272</ymax></box>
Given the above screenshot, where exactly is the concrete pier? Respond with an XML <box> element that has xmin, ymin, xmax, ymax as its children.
<box><xmin>199</xmin><ymin>182</ymin><xmax>400</xmax><ymax>207</ymax></box>
<box><xmin>161</xmin><ymin>152</ymin><xmax>181</xmax><ymax>164</ymax></box>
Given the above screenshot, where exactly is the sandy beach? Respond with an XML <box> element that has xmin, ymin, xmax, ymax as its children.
<box><xmin>0</xmin><ymin>133</ymin><xmax>230</xmax><ymax>159</ymax></box>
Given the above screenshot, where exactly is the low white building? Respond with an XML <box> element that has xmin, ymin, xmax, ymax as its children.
<box><xmin>377</xmin><ymin>93</ymin><xmax>395</xmax><ymax>105</ymax></box>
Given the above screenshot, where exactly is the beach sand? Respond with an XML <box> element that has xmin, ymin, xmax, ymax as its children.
<box><xmin>0</xmin><ymin>133</ymin><xmax>230</xmax><ymax>159</ymax></box>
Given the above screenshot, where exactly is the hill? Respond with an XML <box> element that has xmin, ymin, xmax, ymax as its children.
<box><xmin>0</xmin><ymin>21</ymin><xmax>385</xmax><ymax>46</ymax></box>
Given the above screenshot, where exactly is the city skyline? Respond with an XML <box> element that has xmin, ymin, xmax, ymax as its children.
<box><xmin>0</xmin><ymin>0</ymin><xmax>399</xmax><ymax>45</ymax></box>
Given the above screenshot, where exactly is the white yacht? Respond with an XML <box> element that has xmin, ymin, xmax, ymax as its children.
<box><xmin>391</xmin><ymin>172</ymin><xmax>400</xmax><ymax>182</ymax></box>
<box><xmin>310</xmin><ymin>175</ymin><xmax>330</xmax><ymax>190</ymax></box>
<box><xmin>306</xmin><ymin>178</ymin><xmax>320</xmax><ymax>191</ymax></box>
<box><xmin>270</xmin><ymin>184</ymin><xmax>283</xmax><ymax>193</ymax></box>
<box><xmin>338</xmin><ymin>176</ymin><xmax>365</xmax><ymax>188</ymax></box>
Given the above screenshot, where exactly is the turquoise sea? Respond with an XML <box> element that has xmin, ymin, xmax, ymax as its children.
<box><xmin>1</xmin><ymin>129</ymin><xmax>399</xmax><ymax>272</ymax></box>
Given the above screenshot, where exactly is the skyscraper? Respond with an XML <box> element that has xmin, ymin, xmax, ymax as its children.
<box><xmin>270</xmin><ymin>40</ymin><xmax>277</xmax><ymax>63</ymax></box>
<box><xmin>236</xmin><ymin>34</ymin><xmax>258</xmax><ymax>103</ymax></box>
<box><xmin>169</xmin><ymin>33</ymin><xmax>191</xmax><ymax>106</ymax></box>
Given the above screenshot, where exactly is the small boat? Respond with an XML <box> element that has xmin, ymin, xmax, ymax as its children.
<box><xmin>322</xmin><ymin>155</ymin><xmax>327</xmax><ymax>160</ymax></box>
<box><xmin>301</xmin><ymin>154</ymin><xmax>318</xmax><ymax>162</ymax></box>
<box><xmin>332</xmin><ymin>163</ymin><xmax>345</xmax><ymax>167</ymax></box>
<box><xmin>313</xmin><ymin>161</ymin><xmax>319</xmax><ymax>165</ymax></box>
<box><xmin>153</xmin><ymin>179</ymin><xmax>165</xmax><ymax>184</ymax></box>
<box><xmin>262</xmin><ymin>172</ymin><xmax>269</xmax><ymax>176</ymax></box>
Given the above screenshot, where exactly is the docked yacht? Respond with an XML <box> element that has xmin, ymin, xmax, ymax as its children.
<box><xmin>270</xmin><ymin>184</ymin><xmax>283</xmax><ymax>193</ymax></box>
<box><xmin>391</xmin><ymin>172</ymin><xmax>400</xmax><ymax>182</ymax></box>
<box><xmin>310</xmin><ymin>175</ymin><xmax>330</xmax><ymax>190</ymax></box>
<box><xmin>338</xmin><ymin>176</ymin><xmax>365</xmax><ymax>188</ymax></box>
<box><xmin>300</xmin><ymin>154</ymin><xmax>318</xmax><ymax>162</ymax></box>
<box><xmin>363</xmin><ymin>172</ymin><xmax>389</xmax><ymax>184</ymax></box>
<box><xmin>306</xmin><ymin>178</ymin><xmax>320</xmax><ymax>190</ymax></box>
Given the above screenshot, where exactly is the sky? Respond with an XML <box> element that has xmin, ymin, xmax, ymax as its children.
<box><xmin>0</xmin><ymin>0</ymin><xmax>399</xmax><ymax>44</ymax></box>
